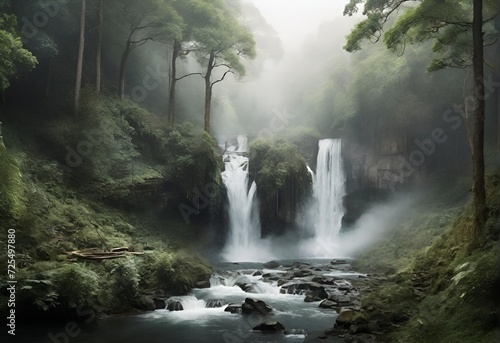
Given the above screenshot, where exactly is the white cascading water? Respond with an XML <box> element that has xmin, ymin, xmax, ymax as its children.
<box><xmin>303</xmin><ymin>139</ymin><xmax>346</xmax><ymax>256</ymax></box>
<box><xmin>221</xmin><ymin>136</ymin><xmax>265</xmax><ymax>261</ymax></box>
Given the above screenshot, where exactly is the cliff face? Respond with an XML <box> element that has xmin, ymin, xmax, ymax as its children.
<box><xmin>343</xmin><ymin>133</ymin><xmax>427</xmax><ymax>193</ymax></box>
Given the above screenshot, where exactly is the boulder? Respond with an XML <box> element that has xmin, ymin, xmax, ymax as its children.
<box><xmin>304</xmin><ymin>288</ymin><xmax>329</xmax><ymax>302</ymax></box>
<box><xmin>293</xmin><ymin>269</ymin><xmax>313</xmax><ymax>277</ymax></box>
<box><xmin>253</xmin><ymin>320</ymin><xmax>285</xmax><ymax>331</ymax></box>
<box><xmin>312</xmin><ymin>276</ymin><xmax>336</xmax><ymax>285</ymax></box>
<box><xmin>330</xmin><ymin>259</ymin><xmax>348</xmax><ymax>265</ymax></box>
<box><xmin>152</xmin><ymin>297</ymin><xmax>166</xmax><ymax>310</ymax></box>
<box><xmin>236</xmin><ymin>282</ymin><xmax>254</xmax><ymax>293</ymax></box>
<box><xmin>263</xmin><ymin>261</ymin><xmax>280</xmax><ymax>269</ymax></box>
<box><xmin>206</xmin><ymin>299</ymin><xmax>227</xmax><ymax>308</ymax></box>
<box><xmin>242</xmin><ymin>298</ymin><xmax>272</xmax><ymax>315</ymax></box>
<box><xmin>280</xmin><ymin>281</ymin><xmax>324</xmax><ymax>295</ymax></box>
<box><xmin>253</xmin><ymin>270</ymin><xmax>263</xmax><ymax>276</ymax></box>
<box><xmin>224</xmin><ymin>303</ymin><xmax>242</xmax><ymax>314</ymax></box>
<box><xmin>329</xmin><ymin>294</ymin><xmax>351</xmax><ymax>304</ymax></box>
<box><xmin>319</xmin><ymin>300</ymin><xmax>337</xmax><ymax>309</ymax></box>
<box><xmin>135</xmin><ymin>295</ymin><xmax>156</xmax><ymax>311</ymax></box>
<box><xmin>167</xmin><ymin>301</ymin><xmax>183</xmax><ymax>311</ymax></box>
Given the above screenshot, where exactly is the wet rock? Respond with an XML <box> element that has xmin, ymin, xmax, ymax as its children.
<box><xmin>253</xmin><ymin>320</ymin><xmax>285</xmax><ymax>331</ymax></box>
<box><xmin>281</xmin><ymin>281</ymin><xmax>324</xmax><ymax>293</ymax></box>
<box><xmin>330</xmin><ymin>259</ymin><xmax>348</xmax><ymax>265</ymax></box>
<box><xmin>312</xmin><ymin>276</ymin><xmax>336</xmax><ymax>285</ymax></box>
<box><xmin>294</xmin><ymin>269</ymin><xmax>314</xmax><ymax>277</ymax></box>
<box><xmin>206</xmin><ymin>299</ymin><xmax>227</xmax><ymax>308</ymax></box>
<box><xmin>263</xmin><ymin>261</ymin><xmax>280</xmax><ymax>269</ymax></box>
<box><xmin>224</xmin><ymin>303</ymin><xmax>242</xmax><ymax>314</ymax></box>
<box><xmin>242</xmin><ymin>298</ymin><xmax>272</xmax><ymax>315</ymax></box>
<box><xmin>253</xmin><ymin>270</ymin><xmax>263</xmax><ymax>276</ymax></box>
<box><xmin>152</xmin><ymin>297</ymin><xmax>166</xmax><ymax>310</ymax></box>
<box><xmin>329</xmin><ymin>294</ymin><xmax>351</xmax><ymax>304</ymax></box>
<box><xmin>277</xmin><ymin>278</ymin><xmax>290</xmax><ymax>286</ymax></box>
<box><xmin>319</xmin><ymin>300</ymin><xmax>337</xmax><ymax>309</ymax></box>
<box><xmin>263</xmin><ymin>275</ymin><xmax>281</xmax><ymax>281</ymax></box>
<box><xmin>338</xmin><ymin>283</ymin><xmax>354</xmax><ymax>291</ymax></box>
<box><xmin>167</xmin><ymin>301</ymin><xmax>183</xmax><ymax>311</ymax></box>
<box><xmin>304</xmin><ymin>288</ymin><xmax>329</xmax><ymax>302</ymax></box>
<box><xmin>135</xmin><ymin>295</ymin><xmax>156</xmax><ymax>311</ymax></box>
<box><xmin>291</xmin><ymin>261</ymin><xmax>311</xmax><ymax>269</ymax></box>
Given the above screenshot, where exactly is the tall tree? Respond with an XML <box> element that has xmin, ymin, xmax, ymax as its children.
<box><xmin>75</xmin><ymin>0</ymin><xmax>86</xmax><ymax>113</ymax></box>
<box><xmin>194</xmin><ymin>6</ymin><xmax>256</xmax><ymax>132</ymax></box>
<box><xmin>343</xmin><ymin>0</ymin><xmax>498</xmax><ymax>246</ymax></box>
<box><xmin>470</xmin><ymin>0</ymin><xmax>487</xmax><ymax>246</ymax></box>
<box><xmin>95</xmin><ymin>0</ymin><xmax>103</xmax><ymax>93</ymax></box>
<box><xmin>110</xmin><ymin>0</ymin><xmax>182</xmax><ymax>99</ymax></box>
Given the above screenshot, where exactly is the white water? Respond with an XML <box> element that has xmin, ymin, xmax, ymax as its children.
<box><xmin>303</xmin><ymin>139</ymin><xmax>346</xmax><ymax>257</ymax></box>
<box><xmin>221</xmin><ymin>136</ymin><xmax>271</xmax><ymax>261</ymax></box>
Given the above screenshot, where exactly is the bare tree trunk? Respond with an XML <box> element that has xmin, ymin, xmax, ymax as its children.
<box><xmin>470</xmin><ymin>0</ymin><xmax>487</xmax><ymax>249</ymax></box>
<box><xmin>167</xmin><ymin>40</ymin><xmax>180</xmax><ymax>127</ymax></box>
<box><xmin>496</xmin><ymin>1</ymin><xmax>500</xmax><ymax>153</ymax></box>
<box><xmin>45</xmin><ymin>58</ymin><xmax>53</xmax><ymax>98</ymax></box>
<box><xmin>75</xmin><ymin>0</ymin><xmax>86</xmax><ymax>113</ymax></box>
<box><xmin>119</xmin><ymin>38</ymin><xmax>131</xmax><ymax>99</ymax></box>
<box><xmin>204</xmin><ymin>52</ymin><xmax>215</xmax><ymax>133</ymax></box>
<box><xmin>95</xmin><ymin>0</ymin><xmax>103</xmax><ymax>93</ymax></box>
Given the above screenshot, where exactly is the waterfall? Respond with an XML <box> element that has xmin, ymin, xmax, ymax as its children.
<box><xmin>221</xmin><ymin>136</ymin><xmax>263</xmax><ymax>261</ymax></box>
<box><xmin>306</xmin><ymin>139</ymin><xmax>346</xmax><ymax>256</ymax></box>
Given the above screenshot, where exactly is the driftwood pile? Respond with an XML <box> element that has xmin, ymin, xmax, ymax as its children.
<box><xmin>65</xmin><ymin>247</ymin><xmax>144</xmax><ymax>260</ymax></box>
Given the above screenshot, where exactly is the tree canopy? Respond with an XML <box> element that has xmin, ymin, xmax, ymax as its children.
<box><xmin>0</xmin><ymin>13</ymin><xmax>37</xmax><ymax>92</ymax></box>
<box><xmin>344</xmin><ymin>0</ymin><xmax>498</xmax><ymax>71</ymax></box>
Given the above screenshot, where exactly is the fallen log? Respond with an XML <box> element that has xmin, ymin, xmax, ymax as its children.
<box><xmin>64</xmin><ymin>247</ymin><xmax>143</xmax><ymax>260</ymax></box>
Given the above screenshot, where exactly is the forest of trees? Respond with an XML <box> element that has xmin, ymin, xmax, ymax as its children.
<box><xmin>0</xmin><ymin>1</ymin><xmax>498</xmax><ymax>339</ymax></box>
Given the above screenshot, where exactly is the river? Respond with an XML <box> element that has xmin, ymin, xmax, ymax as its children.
<box><xmin>15</xmin><ymin>258</ymin><xmax>365</xmax><ymax>343</ymax></box>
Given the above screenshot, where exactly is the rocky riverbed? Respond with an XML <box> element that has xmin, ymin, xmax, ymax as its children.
<box><xmin>199</xmin><ymin>258</ymin><xmax>399</xmax><ymax>342</ymax></box>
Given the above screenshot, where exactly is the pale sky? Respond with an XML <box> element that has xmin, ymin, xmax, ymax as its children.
<box><xmin>248</xmin><ymin>0</ymin><xmax>350</xmax><ymax>50</ymax></box>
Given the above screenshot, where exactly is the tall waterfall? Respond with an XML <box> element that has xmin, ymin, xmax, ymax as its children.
<box><xmin>307</xmin><ymin>139</ymin><xmax>346</xmax><ymax>256</ymax></box>
<box><xmin>221</xmin><ymin>136</ymin><xmax>263</xmax><ymax>261</ymax></box>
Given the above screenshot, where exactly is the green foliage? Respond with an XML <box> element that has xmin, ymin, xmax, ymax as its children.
<box><xmin>279</xmin><ymin>127</ymin><xmax>321</xmax><ymax>167</ymax></box>
<box><xmin>0</xmin><ymin>143</ymin><xmax>24</xmax><ymax>218</ymax></box>
<box><xmin>98</xmin><ymin>258</ymin><xmax>141</xmax><ymax>312</ymax></box>
<box><xmin>164</xmin><ymin>123</ymin><xmax>223</xmax><ymax>200</ymax></box>
<box><xmin>0</xmin><ymin>13</ymin><xmax>37</xmax><ymax>91</ymax></box>
<box><xmin>248</xmin><ymin>139</ymin><xmax>312</xmax><ymax>197</ymax></box>
<box><xmin>50</xmin><ymin>263</ymin><xmax>100</xmax><ymax>309</ymax></box>
<box><xmin>18</xmin><ymin>278</ymin><xmax>59</xmax><ymax>312</ymax></box>
<box><xmin>149</xmin><ymin>251</ymin><xmax>212</xmax><ymax>294</ymax></box>
<box><xmin>193</xmin><ymin>0</ymin><xmax>256</xmax><ymax>78</ymax></box>
<box><xmin>354</xmin><ymin>169</ymin><xmax>500</xmax><ymax>342</ymax></box>
<box><xmin>344</xmin><ymin>0</ymin><xmax>499</xmax><ymax>70</ymax></box>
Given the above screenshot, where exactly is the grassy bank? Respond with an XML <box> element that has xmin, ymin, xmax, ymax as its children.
<box><xmin>351</xmin><ymin>169</ymin><xmax>500</xmax><ymax>342</ymax></box>
<box><xmin>0</xmin><ymin>93</ymin><xmax>219</xmax><ymax>321</ymax></box>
